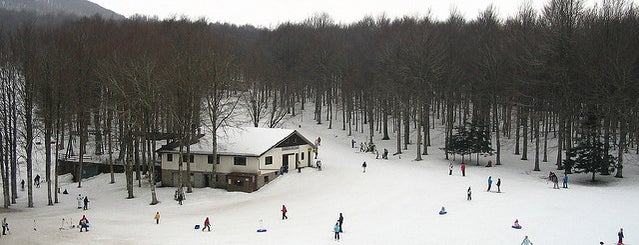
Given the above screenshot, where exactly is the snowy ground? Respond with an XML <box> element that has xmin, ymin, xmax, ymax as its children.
<box><xmin>1</xmin><ymin>112</ymin><xmax>638</xmax><ymax>245</ymax></box>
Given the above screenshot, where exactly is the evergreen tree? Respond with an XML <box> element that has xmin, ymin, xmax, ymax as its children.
<box><xmin>564</xmin><ymin>113</ymin><xmax>616</xmax><ymax>181</ymax></box>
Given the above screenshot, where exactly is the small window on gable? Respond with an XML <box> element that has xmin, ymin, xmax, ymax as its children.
<box><xmin>167</xmin><ymin>153</ymin><xmax>173</xmax><ymax>162</ymax></box>
<box><xmin>208</xmin><ymin>155</ymin><xmax>214</xmax><ymax>164</ymax></box>
<box><xmin>265</xmin><ymin>156</ymin><xmax>273</xmax><ymax>165</ymax></box>
<box><xmin>234</xmin><ymin>156</ymin><xmax>246</xmax><ymax>166</ymax></box>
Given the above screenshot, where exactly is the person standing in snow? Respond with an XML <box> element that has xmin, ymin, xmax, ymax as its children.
<box><xmin>375</xmin><ymin>149</ymin><xmax>379</xmax><ymax>159</ymax></box>
<box><xmin>2</xmin><ymin>217</ymin><xmax>9</xmax><ymax>235</ymax></box>
<box><xmin>449</xmin><ymin>163</ymin><xmax>454</xmax><ymax>175</ymax></box>
<box><xmin>563</xmin><ymin>174</ymin><xmax>568</xmax><ymax>188</ymax></box>
<box><xmin>281</xmin><ymin>205</ymin><xmax>288</xmax><ymax>220</ymax></box>
<box><xmin>20</xmin><ymin>179</ymin><xmax>25</xmax><ymax>191</ymax></box>
<box><xmin>461</xmin><ymin>163</ymin><xmax>466</xmax><ymax>177</ymax></box>
<box><xmin>362</xmin><ymin>162</ymin><xmax>367</xmax><ymax>173</ymax></box>
<box><xmin>334</xmin><ymin>222</ymin><xmax>341</xmax><ymax>240</ymax></box>
<box><xmin>338</xmin><ymin>213</ymin><xmax>344</xmax><ymax>233</ymax></box>
<box><xmin>177</xmin><ymin>191</ymin><xmax>184</xmax><ymax>205</ymax></box>
<box><xmin>487</xmin><ymin>176</ymin><xmax>493</xmax><ymax>192</ymax></box>
<box><xmin>351</xmin><ymin>139</ymin><xmax>356</xmax><ymax>148</ymax></box>
<box><xmin>521</xmin><ymin>235</ymin><xmax>533</xmax><ymax>245</ymax></box>
<box><xmin>552</xmin><ymin>173</ymin><xmax>559</xmax><ymax>189</ymax></box>
<box><xmin>496</xmin><ymin>178</ymin><xmax>502</xmax><ymax>193</ymax></box>
<box><xmin>618</xmin><ymin>228</ymin><xmax>624</xmax><ymax>245</ymax></box>
<box><xmin>467</xmin><ymin>187</ymin><xmax>472</xmax><ymax>200</ymax></box>
<box><xmin>154</xmin><ymin>212</ymin><xmax>160</xmax><ymax>224</ymax></box>
<box><xmin>34</xmin><ymin>174</ymin><xmax>41</xmax><ymax>188</ymax></box>
<box><xmin>382</xmin><ymin>148</ymin><xmax>388</xmax><ymax>159</ymax></box>
<box><xmin>201</xmin><ymin>217</ymin><xmax>211</xmax><ymax>232</ymax></box>
<box><xmin>316</xmin><ymin>137</ymin><xmax>321</xmax><ymax>146</ymax></box>
<box><xmin>77</xmin><ymin>194</ymin><xmax>83</xmax><ymax>209</ymax></box>
<box><xmin>83</xmin><ymin>196</ymin><xmax>90</xmax><ymax>210</ymax></box>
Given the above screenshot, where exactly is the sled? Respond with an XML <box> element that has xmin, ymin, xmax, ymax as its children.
<box><xmin>438</xmin><ymin>211</ymin><xmax>447</xmax><ymax>215</ymax></box>
<box><xmin>256</xmin><ymin>229</ymin><xmax>267</xmax><ymax>232</ymax></box>
<box><xmin>512</xmin><ymin>225</ymin><xmax>522</xmax><ymax>229</ymax></box>
<box><xmin>194</xmin><ymin>224</ymin><xmax>200</xmax><ymax>230</ymax></box>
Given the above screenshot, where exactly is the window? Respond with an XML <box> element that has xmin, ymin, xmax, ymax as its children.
<box><xmin>182</xmin><ymin>154</ymin><xmax>194</xmax><ymax>163</ymax></box>
<box><xmin>301</xmin><ymin>152</ymin><xmax>304</xmax><ymax>160</ymax></box>
<box><xmin>265</xmin><ymin>156</ymin><xmax>273</xmax><ymax>165</ymax></box>
<box><xmin>167</xmin><ymin>154</ymin><xmax>173</xmax><ymax>162</ymax></box>
<box><xmin>234</xmin><ymin>156</ymin><xmax>246</xmax><ymax>166</ymax></box>
<box><xmin>208</xmin><ymin>155</ymin><xmax>214</xmax><ymax>164</ymax></box>
<box><xmin>234</xmin><ymin>180</ymin><xmax>243</xmax><ymax>186</ymax></box>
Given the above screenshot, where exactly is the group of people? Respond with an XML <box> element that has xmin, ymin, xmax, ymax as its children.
<box><xmin>334</xmin><ymin>213</ymin><xmax>344</xmax><ymax>241</ymax></box>
<box><xmin>487</xmin><ymin>176</ymin><xmax>502</xmax><ymax>193</ymax></box>
<box><xmin>548</xmin><ymin>171</ymin><xmax>568</xmax><ymax>189</ymax></box>
<box><xmin>76</xmin><ymin>194</ymin><xmax>90</xmax><ymax>210</ymax></box>
<box><xmin>448</xmin><ymin>163</ymin><xmax>467</xmax><ymax>176</ymax></box>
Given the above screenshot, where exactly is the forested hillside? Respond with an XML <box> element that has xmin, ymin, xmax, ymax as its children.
<box><xmin>0</xmin><ymin>0</ymin><xmax>638</xmax><ymax>210</ymax></box>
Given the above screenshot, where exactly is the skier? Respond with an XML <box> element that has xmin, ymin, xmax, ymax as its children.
<box><xmin>338</xmin><ymin>213</ymin><xmax>344</xmax><ymax>232</ymax></box>
<box><xmin>521</xmin><ymin>235</ymin><xmax>533</xmax><ymax>245</ymax></box>
<box><xmin>201</xmin><ymin>217</ymin><xmax>211</xmax><ymax>232</ymax></box>
<box><xmin>467</xmin><ymin>187</ymin><xmax>472</xmax><ymax>200</ymax></box>
<box><xmin>83</xmin><ymin>196</ymin><xmax>90</xmax><ymax>210</ymax></box>
<box><xmin>281</xmin><ymin>205</ymin><xmax>288</xmax><ymax>220</ymax></box>
<box><xmin>2</xmin><ymin>217</ymin><xmax>8</xmax><ymax>235</ymax></box>
<box><xmin>77</xmin><ymin>194</ymin><xmax>83</xmax><ymax>209</ymax></box>
<box><xmin>362</xmin><ymin>161</ymin><xmax>367</xmax><ymax>173</ymax></box>
<box><xmin>461</xmin><ymin>163</ymin><xmax>466</xmax><ymax>177</ymax></box>
<box><xmin>487</xmin><ymin>176</ymin><xmax>493</xmax><ymax>192</ymax></box>
<box><xmin>34</xmin><ymin>174</ymin><xmax>40</xmax><ymax>188</ymax></box>
<box><xmin>79</xmin><ymin>215</ymin><xmax>89</xmax><ymax>232</ymax></box>
<box><xmin>448</xmin><ymin>163</ymin><xmax>453</xmax><ymax>175</ymax></box>
<box><xmin>618</xmin><ymin>228</ymin><xmax>624</xmax><ymax>245</ymax></box>
<box><xmin>154</xmin><ymin>212</ymin><xmax>160</xmax><ymax>224</ymax></box>
<box><xmin>334</xmin><ymin>222</ymin><xmax>341</xmax><ymax>240</ymax></box>
<box><xmin>351</xmin><ymin>139</ymin><xmax>356</xmax><ymax>148</ymax></box>
<box><xmin>497</xmin><ymin>178</ymin><xmax>502</xmax><ymax>193</ymax></box>
<box><xmin>563</xmin><ymin>174</ymin><xmax>568</xmax><ymax>188</ymax></box>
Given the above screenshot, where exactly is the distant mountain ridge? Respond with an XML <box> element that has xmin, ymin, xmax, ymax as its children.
<box><xmin>0</xmin><ymin>0</ymin><xmax>124</xmax><ymax>19</ymax></box>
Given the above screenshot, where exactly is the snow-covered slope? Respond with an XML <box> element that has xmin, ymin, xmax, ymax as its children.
<box><xmin>2</xmin><ymin>110</ymin><xmax>637</xmax><ymax>245</ymax></box>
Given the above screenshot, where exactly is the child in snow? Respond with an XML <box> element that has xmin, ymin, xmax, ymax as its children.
<box><xmin>334</xmin><ymin>222</ymin><xmax>341</xmax><ymax>240</ymax></box>
<box><xmin>521</xmin><ymin>235</ymin><xmax>533</xmax><ymax>245</ymax></box>
<box><xmin>20</xmin><ymin>179</ymin><xmax>25</xmax><ymax>191</ymax></box>
<box><xmin>362</xmin><ymin>162</ymin><xmax>367</xmax><ymax>173</ymax></box>
<box><xmin>487</xmin><ymin>176</ymin><xmax>493</xmax><ymax>192</ymax></box>
<box><xmin>552</xmin><ymin>174</ymin><xmax>559</xmax><ymax>189</ymax></box>
<box><xmin>281</xmin><ymin>205</ymin><xmax>288</xmax><ymax>219</ymax></box>
<box><xmin>351</xmin><ymin>139</ymin><xmax>356</xmax><ymax>148</ymax></box>
<box><xmin>83</xmin><ymin>196</ymin><xmax>90</xmax><ymax>210</ymax></box>
<box><xmin>449</xmin><ymin>163</ymin><xmax>453</xmax><ymax>175</ymax></box>
<box><xmin>155</xmin><ymin>212</ymin><xmax>160</xmax><ymax>224</ymax></box>
<box><xmin>563</xmin><ymin>174</ymin><xmax>568</xmax><ymax>188</ymax></box>
<box><xmin>202</xmin><ymin>217</ymin><xmax>211</xmax><ymax>231</ymax></box>
<box><xmin>618</xmin><ymin>228</ymin><xmax>624</xmax><ymax>245</ymax></box>
<box><xmin>382</xmin><ymin>148</ymin><xmax>389</xmax><ymax>159</ymax></box>
<box><xmin>467</xmin><ymin>187</ymin><xmax>472</xmax><ymax>200</ymax></box>
<box><xmin>79</xmin><ymin>215</ymin><xmax>89</xmax><ymax>232</ymax></box>
<box><xmin>439</xmin><ymin>206</ymin><xmax>447</xmax><ymax>215</ymax></box>
<box><xmin>485</xmin><ymin>160</ymin><xmax>493</xmax><ymax>167</ymax></box>
<box><xmin>512</xmin><ymin>219</ymin><xmax>522</xmax><ymax>229</ymax></box>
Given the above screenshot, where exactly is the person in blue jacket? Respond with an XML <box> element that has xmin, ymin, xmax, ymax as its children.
<box><xmin>487</xmin><ymin>176</ymin><xmax>493</xmax><ymax>192</ymax></box>
<box><xmin>334</xmin><ymin>222</ymin><xmax>341</xmax><ymax>240</ymax></box>
<box><xmin>618</xmin><ymin>228</ymin><xmax>624</xmax><ymax>244</ymax></box>
<box><xmin>563</xmin><ymin>174</ymin><xmax>568</xmax><ymax>188</ymax></box>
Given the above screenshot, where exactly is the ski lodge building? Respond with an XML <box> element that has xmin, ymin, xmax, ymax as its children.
<box><xmin>158</xmin><ymin>127</ymin><xmax>317</xmax><ymax>192</ymax></box>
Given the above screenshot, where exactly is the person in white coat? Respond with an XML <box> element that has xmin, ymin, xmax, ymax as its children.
<box><xmin>77</xmin><ymin>194</ymin><xmax>83</xmax><ymax>209</ymax></box>
<box><xmin>521</xmin><ymin>235</ymin><xmax>533</xmax><ymax>245</ymax></box>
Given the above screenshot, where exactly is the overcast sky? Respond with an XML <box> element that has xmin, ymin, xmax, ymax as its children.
<box><xmin>89</xmin><ymin>0</ymin><xmax>605</xmax><ymax>28</ymax></box>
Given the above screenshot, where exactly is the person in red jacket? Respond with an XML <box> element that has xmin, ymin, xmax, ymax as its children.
<box><xmin>201</xmin><ymin>217</ymin><xmax>211</xmax><ymax>231</ymax></box>
<box><xmin>281</xmin><ymin>205</ymin><xmax>288</xmax><ymax>220</ymax></box>
<box><xmin>461</xmin><ymin>163</ymin><xmax>466</xmax><ymax>176</ymax></box>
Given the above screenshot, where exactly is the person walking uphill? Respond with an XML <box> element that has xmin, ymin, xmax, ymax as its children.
<box><xmin>281</xmin><ymin>205</ymin><xmax>288</xmax><ymax>220</ymax></box>
<box><xmin>487</xmin><ymin>176</ymin><xmax>493</xmax><ymax>192</ymax></box>
<box><xmin>449</xmin><ymin>163</ymin><xmax>453</xmax><ymax>175</ymax></box>
<box><xmin>362</xmin><ymin>161</ymin><xmax>367</xmax><ymax>173</ymax></box>
<box><xmin>154</xmin><ymin>212</ymin><xmax>160</xmax><ymax>224</ymax></box>
<box><xmin>201</xmin><ymin>217</ymin><xmax>211</xmax><ymax>232</ymax></box>
<box><xmin>467</xmin><ymin>187</ymin><xmax>472</xmax><ymax>200</ymax></box>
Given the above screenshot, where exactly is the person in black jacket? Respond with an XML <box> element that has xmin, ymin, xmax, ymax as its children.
<box><xmin>338</xmin><ymin>213</ymin><xmax>344</xmax><ymax>233</ymax></box>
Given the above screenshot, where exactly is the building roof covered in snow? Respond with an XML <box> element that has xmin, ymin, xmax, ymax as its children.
<box><xmin>158</xmin><ymin>127</ymin><xmax>316</xmax><ymax>157</ymax></box>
